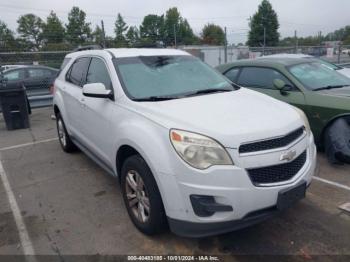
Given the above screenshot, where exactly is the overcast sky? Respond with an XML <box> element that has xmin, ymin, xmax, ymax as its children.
<box><xmin>1</xmin><ymin>0</ymin><xmax>350</xmax><ymax>44</ymax></box>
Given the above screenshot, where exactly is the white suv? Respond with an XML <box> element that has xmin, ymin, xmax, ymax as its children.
<box><xmin>53</xmin><ymin>48</ymin><xmax>316</xmax><ymax>237</ymax></box>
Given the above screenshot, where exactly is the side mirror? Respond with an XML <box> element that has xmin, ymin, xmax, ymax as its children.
<box><xmin>273</xmin><ymin>79</ymin><xmax>286</xmax><ymax>90</ymax></box>
<box><xmin>82</xmin><ymin>83</ymin><xmax>114</xmax><ymax>100</ymax></box>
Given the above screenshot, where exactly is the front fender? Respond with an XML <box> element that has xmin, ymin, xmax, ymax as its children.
<box><xmin>113</xmin><ymin>118</ymin><xmax>174</xmax><ymax>177</ymax></box>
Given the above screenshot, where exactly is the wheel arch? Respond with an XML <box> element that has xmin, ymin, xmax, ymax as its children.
<box><xmin>320</xmin><ymin>113</ymin><xmax>350</xmax><ymax>147</ymax></box>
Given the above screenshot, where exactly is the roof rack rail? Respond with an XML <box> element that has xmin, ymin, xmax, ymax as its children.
<box><xmin>73</xmin><ymin>45</ymin><xmax>103</xmax><ymax>52</ymax></box>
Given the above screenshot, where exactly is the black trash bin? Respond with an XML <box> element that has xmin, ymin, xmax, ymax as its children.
<box><xmin>0</xmin><ymin>84</ymin><xmax>30</xmax><ymax>130</ymax></box>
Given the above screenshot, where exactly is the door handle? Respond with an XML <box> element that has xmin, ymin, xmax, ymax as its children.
<box><xmin>80</xmin><ymin>97</ymin><xmax>86</xmax><ymax>107</ymax></box>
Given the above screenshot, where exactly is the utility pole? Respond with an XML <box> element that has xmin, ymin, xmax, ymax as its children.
<box><xmin>318</xmin><ymin>31</ymin><xmax>322</xmax><ymax>57</ymax></box>
<box><xmin>101</xmin><ymin>20</ymin><xmax>106</xmax><ymax>48</ymax></box>
<box><xmin>224</xmin><ymin>26</ymin><xmax>228</xmax><ymax>63</ymax></box>
<box><xmin>263</xmin><ymin>26</ymin><xmax>266</xmax><ymax>56</ymax></box>
<box><xmin>173</xmin><ymin>24</ymin><xmax>177</xmax><ymax>48</ymax></box>
<box><xmin>294</xmin><ymin>30</ymin><xmax>298</xmax><ymax>53</ymax></box>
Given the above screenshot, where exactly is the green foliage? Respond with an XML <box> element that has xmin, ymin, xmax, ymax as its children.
<box><xmin>17</xmin><ymin>14</ymin><xmax>44</xmax><ymax>50</ymax></box>
<box><xmin>114</xmin><ymin>13</ymin><xmax>128</xmax><ymax>47</ymax></box>
<box><xmin>163</xmin><ymin>7</ymin><xmax>197</xmax><ymax>46</ymax></box>
<box><xmin>140</xmin><ymin>14</ymin><xmax>164</xmax><ymax>44</ymax></box>
<box><xmin>126</xmin><ymin>26</ymin><xmax>140</xmax><ymax>47</ymax></box>
<box><xmin>0</xmin><ymin>20</ymin><xmax>16</xmax><ymax>51</ymax></box>
<box><xmin>66</xmin><ymin>6</ymin><xmax>91</xmax><ymax>46</ymax></box>
<box><xmin>42</xmin><ymin>11</ymin><xmax>65</xmax><ymax>45</ymax></box>
<box><xmin>247</xmin><ymin>0</ymin><xmax>279</xmax><ymax>47</ymax></box>
<box><xmin>201</xmin><ymin>24</ymin><xmax>225</xmax><ymax>45</ymax></box>
<box><xmin>92</xmin><ymin>25</ymin><xmax>103</xmax><ymax>45</ymax></box>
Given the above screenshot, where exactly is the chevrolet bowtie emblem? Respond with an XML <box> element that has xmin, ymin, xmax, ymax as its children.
<box><xmin>280</xmin><ymin>150</ymin><xmax>297</xmax><ymax>161</ymax></box>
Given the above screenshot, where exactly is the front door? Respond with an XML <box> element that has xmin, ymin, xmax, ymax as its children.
<box><xmin>78</xmin><ymin>57</ymin><xmax>115</xmax><ymax>167</ymax></box>
<box><xmin>235</xmin><ymin>66</ymin><xmax>307</xmax><ymax>111</ymax></box>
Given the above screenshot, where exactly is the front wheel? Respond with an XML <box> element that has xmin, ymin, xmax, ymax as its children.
<box><xmin>121</xmin><ymin>155</ymin><xmax>167</xmax><ymax>235</ymax></box>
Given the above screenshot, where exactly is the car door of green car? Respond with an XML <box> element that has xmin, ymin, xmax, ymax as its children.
<box><xmin>225</xmin><ymin>66</ymin><xmax>307</xmax><ymax>111</ymax></box>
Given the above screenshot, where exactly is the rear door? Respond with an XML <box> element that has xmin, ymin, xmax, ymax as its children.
<box><xmin>78</xmin><ymin>57</ymin><xmax>115</xmax><ymax>166</ymax></box>
<box><xmin>25</xmin><ymin>68</ymin><xmax>53</xmax><ymax>96</ymax></box>
<box><xmin>62</xmin><ymin>57</ymin><xmax>91</xmax><ymax>138</ymax></box>
<box><xmin>235</xmin><ymin>66</ymin><xmax>306</xmax><ymax>110</ymax></box>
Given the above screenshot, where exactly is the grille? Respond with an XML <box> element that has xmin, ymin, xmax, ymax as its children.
<box><xmin>247</xmin><ymin>150</ymin><xmax>307</xmax><ymax>185</ymax></box>
<box><xmin>239</xmin><ymin>127</ymin><xmax>304</xmax><ymax>154</ymax></box>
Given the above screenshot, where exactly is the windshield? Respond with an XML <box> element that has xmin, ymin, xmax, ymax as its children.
<box><xmin>113</xmin><ymin>55</ymin><xmax>234</xmax><ymax>100</ymax></box>
<box><xmin>288</xmin><ymin>62</ymin><xmax>350</xmax><ymax>90</ymax></box>
<box><xmin>317</xmin><ymin>59</ymin><xmax>340</xmax><ymax>70</ymax></box>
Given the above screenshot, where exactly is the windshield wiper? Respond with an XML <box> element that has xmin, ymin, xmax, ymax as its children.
<box><xmin>313</xmin><ymin>85</ymin><xmax>349</xmax><ymax>91</ymax></box>
<box><xmin>184</xmin><ymin>88</ymin><xmax>233</xmax><ymax>97</ymax></box>
<box><xmin>133</xmin><ymin>96</ymin><xmax>179</xmax><ymax>102</ymax></box>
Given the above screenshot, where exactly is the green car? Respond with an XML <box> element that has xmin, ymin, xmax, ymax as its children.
<box><xmin>216</xmin><ymin>57</ymin><xmax>350</xmax><ymax>162</ymax></box>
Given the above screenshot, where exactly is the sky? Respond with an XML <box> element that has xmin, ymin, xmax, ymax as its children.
<box><xmin>0</xmin><ymin>0</ymin><xmax>350</xmax><ymax>44</ymax></box>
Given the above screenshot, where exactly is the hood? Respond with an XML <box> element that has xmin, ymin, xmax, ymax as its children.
<box><xmin>338</xmin><ymin>68</ymin><xmax>350</xmax><ymax>78</ymax></box>
<box><xmin>127</xmin><ymin>88</ymin><xmax>304</xmax><ymax>148</ymax></box>
<box><xmin>318</xmin><ymin>86</ymin><xmax>350</xmax><ymax>97</ymax></box>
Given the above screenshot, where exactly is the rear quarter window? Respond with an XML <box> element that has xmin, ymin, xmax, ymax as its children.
<box><xmin>60</xmin><ymin>58</ymin><xmax>72</xmax><ymax>70</ymax></box>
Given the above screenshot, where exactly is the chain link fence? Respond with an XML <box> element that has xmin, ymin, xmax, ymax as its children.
<box><xmin>182</xmin><ymin>44</ymin><xmax>350</xmax><ymax>67</ymax></box>
<box><xmin>1</xmin><ymin>45</ymin><xmax>350</xmax><ymax>109</ymax></box>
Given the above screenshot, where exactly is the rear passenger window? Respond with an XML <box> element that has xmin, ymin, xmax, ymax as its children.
<box><xmin>66</xmin><ymin>57</ymin><xmax>90</xmax><ymax>86</ymax></box>
<box><xmin>28</xmin><ymin>68</ymin><xmax>52</xmax><ymax>78</ymax></box>
<box><xmin>224</xmin><ymin>68</ymin><xmax>240</xmax><ymax>82</ymax></box>
<box><xmin>86</xmin><ymin>58</ymin><xmax>112</xmax><ymax>90</ymax></box>
<box><xmin>237</xmin><ymin>67</ymin><xmax>293</xmax><ymax>89</ymax></box>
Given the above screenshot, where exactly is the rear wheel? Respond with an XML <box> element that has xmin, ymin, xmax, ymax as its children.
<box><xmin>121</xmin><ymin>155</ymin><xmax>167</xmax><ymax>235</ymax></box>
<box><xmin>56</xmin><ymin>113</ymin><xmax>77</xmax><ymax>153</ymax></box>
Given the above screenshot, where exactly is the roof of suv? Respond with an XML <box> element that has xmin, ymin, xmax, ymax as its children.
<box><xmin>66</xmin><ymin>48</ymin><xmax>190</xmax><ymax>59</ymax></box>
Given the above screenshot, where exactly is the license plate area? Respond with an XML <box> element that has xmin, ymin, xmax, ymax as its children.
<box><xmin>277</xmin><ymin>181</ymin><xmax>306</xmax><ymax>211</ymax></box>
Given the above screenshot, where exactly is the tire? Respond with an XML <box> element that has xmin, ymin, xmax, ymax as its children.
<box><xmin>121</xmin><ymin>155</ymin><xmax>167</xmax><ymax>235</ymax></box>
<box><xmin>324</xmin><ymin>118</ymin><xmax>350</xmax><ymax>164</ymax></box>
<box><xmin>56</xmin><ymin>112</ymin><xmax>77</xmax><ymax>153</ymax></box>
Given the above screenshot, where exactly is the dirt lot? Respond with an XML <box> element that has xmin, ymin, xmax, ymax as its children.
<box><xmin>0</xmin><ymin>108</ymin><xmax>349</xmax><ymax>260</ymax></box>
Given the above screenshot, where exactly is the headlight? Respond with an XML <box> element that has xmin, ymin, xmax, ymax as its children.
<box><xmin>170</xmin><ymin>129</ymin><xmax>233</xmax><ymax>169</ymax></box>
<box><xmin>293</xmin><ymin>107</ymin><xmax>311</xmax><ymax>135</ymax></box>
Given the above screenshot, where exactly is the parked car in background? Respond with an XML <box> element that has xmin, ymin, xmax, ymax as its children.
<box><xmin>341</xmin><ymin>49</ymin><xmax>350</xmax><ymax>55</ymax></box>
<box><xmin>217</xmin><ymin>57</ymin><xmax>350</xmax><ymax>164</ymax></box>
<box><xmin>261</xmin><ymin>53</ymin><xmax>350</xmax><ymax>78</ymax></box>
<box><xmin>53</xmin><ymin>48</ymin><xmax>316</xmax><ymax>237</ymax></box>
<box><xmin>1</xmin><ymin>65</ymin><xmax>58</xmax><ymax>96</ymax></box>
<box><xmin>0</xmin><ymin>64</ymin><xmax>26</xmax><ymax>73</ymax></box>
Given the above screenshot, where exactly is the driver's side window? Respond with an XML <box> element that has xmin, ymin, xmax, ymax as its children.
<box><xmin>86</xmin><ymin>58</ymin><xmax>112</xmax><ymax>90</ymax></box>
<box><xmin>237</xmin><ymin>67</ymin><xmax>295</xmax><ymax>90</ymax></box>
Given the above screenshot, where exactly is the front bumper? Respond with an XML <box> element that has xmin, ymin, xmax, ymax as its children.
<box><xmin>158</xmin><ymin>134</ymin><xmax>317</xmax><ymax>237</ymax></box>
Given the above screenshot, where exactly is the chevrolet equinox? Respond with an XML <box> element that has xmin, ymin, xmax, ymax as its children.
<box><xmin>53</xmin><ymin>48</ymin><xmax>316</xmax><ymax>237</ymax></box>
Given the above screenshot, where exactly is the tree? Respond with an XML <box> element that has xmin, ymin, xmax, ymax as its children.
<box><xmin>66</xmin><ymin>7</ymin><xmax>91</xmax><ymax>46</ymax></box>
<box><xmin>201</xmin><ymin>23</ymin><xmax>225</xmax><ymax>45</ymax></box>
<box><xmin>114</xmin><ymin>13</ymin><xmax>128</xmax><ymax>47</ymax></box>
<box><xmin>0</xmin><ymin>20</ymin><xmax>16</xmax><ymax>51</ymax></box>
<box><xmin>126</xmin><ymin>26</ymin><xmax>139</xmax><ymax>47</ymax></box>
<box><xmin>92</xmin><ymin>25</ymin><xmax>103</xmax><ymax>45</ymax></box>
<box><xmin>42</xmin><ymin>11</ymin><xmax>65</xmax><ymax>45</ymax></box>
<box><xmin>247</xmin><ymin>0</ymin><xmax>279</xmax><ymax>47</ymax></box>
<box><xmin>140</xmin><ymin>14</ymin><xmax>164</xmax><ymax>44</ymax></box>
<box><xmin>17</xmin><ymin>14</ymin><xmax>43</xmax><ymax>50</ymax></box>
<box><xmin>178</xmin><ymin>18</ymin><xmax>198</xmax><ymax>45</ymax></box>
<box><xmin>164</xmin><ymin>7</ymin><xmax>180</xmax><ymax>46</ymax></box>
<box><xmin>164</xmin><ymin>7</ymin><xmax>196</xmax><ymax>46</ymax></box>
